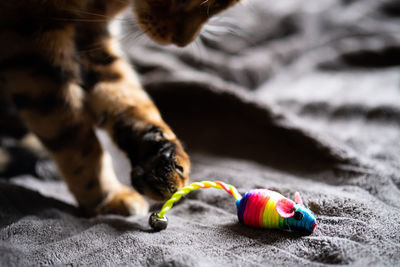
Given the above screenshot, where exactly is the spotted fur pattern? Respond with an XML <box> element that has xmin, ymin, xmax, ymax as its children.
<box><xmin>0</xmin><ymin>0</ymin><xmax>239</xmax><ymax>216</ymax></box>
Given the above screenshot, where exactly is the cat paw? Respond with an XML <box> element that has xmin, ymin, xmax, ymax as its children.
<box><xmin>96</xmin><ymin>185</ymin><xmax>149</xmax><ymax>216</ymax></box>
<box><xmin>113</xmin><ymin>122</ymin><xmax>191</xmax><ymax>201</ymax></box>
<box><xmin>130</xmin><ymin>126</ymin><xmax>190</xmax><ymax>201</ymax></box>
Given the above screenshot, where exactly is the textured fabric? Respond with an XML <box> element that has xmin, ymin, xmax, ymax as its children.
<box><xmin>1</xmin><ymin>0</ymin><xmax>400</xmax><ymax>265</ymax></box>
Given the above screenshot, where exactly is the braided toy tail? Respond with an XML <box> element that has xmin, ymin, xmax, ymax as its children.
<box><xmin>149</xmin><ymin>181</ymin><xmax>241</xmax><ymax>231</ymax></box>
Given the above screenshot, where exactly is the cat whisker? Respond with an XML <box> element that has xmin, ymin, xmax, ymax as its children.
<box><xmin>194</xmin><ymin>37</ymin><xmax>207</xmax><ymax>61</ymax></box>
<box><xmin>200</xmin><ymin>30</ymin><xmax>218</xmax><ymax>42</ymax></box>
<box><xmin>57</xmin><ymin>6</ymin><xmax>133</xmax><ymax>23</ymax></box>
<box><xmin>76</xmin><ymin>26</ymin><xmax>144</xmax><ymax>54</ymax></box>
<box><xmin>202</xmin><ymin>16</ymin><xmax>247</xmax><ymax>40</ymax></box>
<box><xmin>200</xmin><ymin>0</ymin><xmax>210</xmax><ymax>6</ymax></box>
<box><xmin>205</xmin><ymin>1</ymin><xmax>212</xmax><ymax>17</ymax></box>
<box><xmin>51</xmin><ymin>18</ymin><xmax>111</xmax><ymax>23</ymax></box>
<box><xmin>204</xmin><ymin>25</ymin><xmax>232</xmax><ymax>34</ymax></box>
<box><xmin>120</xmin><ymin>27</ymin><xmax>150</xmax><ymax>45</ymax></box>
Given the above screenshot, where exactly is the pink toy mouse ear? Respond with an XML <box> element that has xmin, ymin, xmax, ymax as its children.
<box><xmin>295</xmin><ymin>192</ymin><xmax>303</xmax><ymax>205</ymax></box>
<box><xmin>276</xmin><ymin>198</ymin><xmax>295</xmax><ymax>218</ymax></box>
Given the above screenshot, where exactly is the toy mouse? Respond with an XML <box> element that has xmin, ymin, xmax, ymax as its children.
<box><xmin>149</xmin><ymin>181</ymin><xmax>318</xmax><ymax>234</ymax></box>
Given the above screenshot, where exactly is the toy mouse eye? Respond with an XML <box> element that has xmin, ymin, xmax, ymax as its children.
<box><xmin>293</xmin><ymin>211</ymin><xmax>303</xmax><ymax>220</ymax></box>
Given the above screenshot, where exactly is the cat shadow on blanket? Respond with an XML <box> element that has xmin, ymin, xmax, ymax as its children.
<box><xmin>0</xmin><ymin>181</ymin><xmax>152</xmax><ymax>233</ymax></box>
<box><xmin>147</xmin><ymin>84</ymin><xmax>356</xmax><ymax>176</ymax></box>
<box><xmin>0</xmin><ymin>181</ymin><xmax>80</xmax><ymax>226</ymax></box>
<box><xmin>94</xmin><ymin>215</ymin><xmax>153</xmax><ymax>233</ymax></box>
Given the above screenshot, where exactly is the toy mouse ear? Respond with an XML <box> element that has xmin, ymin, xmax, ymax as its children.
<box><xmin>295</xmin><ymin>192</ymin><xmax>303</xmax><ymax>205</ymax></box>
<box><xmin>276</xmin><ymin>198</ymin><xmax>295</xmax><ymax>218</ymax></box>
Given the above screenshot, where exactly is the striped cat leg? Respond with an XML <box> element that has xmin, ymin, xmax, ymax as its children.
<box><xmin>1</xmin><ymin>29</ymin><xmax>147</xmax><ymax>216</ymax></box>
<box><xmin>5</xmin><ymin>71</ymin><xmax>147</xmax><ymax>215</ymax></box>
<box><xmin>7</xmin><ymin>72</ymin><xmax>149</xmax><ymax>215</ymax></box>
<box><xmin>80</xmin><ymin>35</ymin><xmax>190</xmax><ymax>201</ymax></box>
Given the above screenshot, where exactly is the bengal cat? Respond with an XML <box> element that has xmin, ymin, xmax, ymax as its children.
<box><xmin>0</xmin><ymin>0</ymin><xmax>240</xmax><ymax>216</ymax></box>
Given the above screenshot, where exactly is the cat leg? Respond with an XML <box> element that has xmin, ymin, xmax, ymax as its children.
<box><xmin>5</xmin><ymin>72</ymin><xmax>148</xmax><ymax>215</ymax></box>
<box><xmin>79</xmin><ymin>34</ymin><xmax>190</xmax><ymax>201</ymax></box>
<box><xmin>2</xmin><ymin>28</ymin><xmax>147</xmax><ymax>215</ymax></box>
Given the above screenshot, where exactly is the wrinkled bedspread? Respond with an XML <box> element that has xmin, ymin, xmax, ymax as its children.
<box><xmin>1</xmin><ymin>0</ymin><xmax>400</xmax><ymax>265</ymax></box>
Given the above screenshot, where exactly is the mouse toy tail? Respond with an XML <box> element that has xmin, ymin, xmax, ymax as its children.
<box><xmin>149</xmin><ymin>181</ymin><xmax>242</xmax><ymax>231</ymax></box>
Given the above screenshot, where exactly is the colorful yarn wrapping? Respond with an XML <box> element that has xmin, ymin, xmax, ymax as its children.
<box><xmin>152</xmin><ymin>180</ymin><xmax>318</xmax><ymax>234</ymax></box>
<box><xmin>236</xmin><ymin>189</ymin><xmax>286</xmax><ymax>229</ymax></box>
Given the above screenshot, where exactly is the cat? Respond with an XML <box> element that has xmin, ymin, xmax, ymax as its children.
<box><xmin>0</xmin><ymin>0</ymin><xmax>240</xmax><ymax>216</ymax></box>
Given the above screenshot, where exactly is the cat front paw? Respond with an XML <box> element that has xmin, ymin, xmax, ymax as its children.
<box><xmin>113</xmin><ymin>122</ymin><xmax>190</xmax><ymax>201</ymax></box>
<box><xmin>96</xmin><ymin>185</ymin><xmax>149</xmax><ymax>216</ymax></box>
<box><xmin>130</xmin><ymin>126</ymin><xmax>190</xmax><ymax>200</ymax></box>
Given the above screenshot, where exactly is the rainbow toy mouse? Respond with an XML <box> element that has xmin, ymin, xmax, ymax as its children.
<box><xmin>149</xmin><ymin>181</ymin><xmax>318</xmax><ymax>234</ymax></box>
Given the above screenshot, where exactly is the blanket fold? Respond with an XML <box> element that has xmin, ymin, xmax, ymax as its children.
<box><xmin>1</xmin><ymin>0</ymin><xmax>399</xmax><ymax>265</ymax></box>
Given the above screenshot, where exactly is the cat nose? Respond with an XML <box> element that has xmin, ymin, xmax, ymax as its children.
<box><xmin>171</xmin><ymin>36</ymin><xmax>187</xmax><ymax>47</ymax></box>
<box><xmin>172</xmin><ymin>23</ymin><xmax>187</xmax><ymax>46</ymax></box>
<box><xmin>172</xmin><ymin>28</ymin><xmax>190</xmax><ymax>46</ymax></box>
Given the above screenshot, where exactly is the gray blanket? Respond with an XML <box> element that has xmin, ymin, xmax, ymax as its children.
<box><xmin>1</xmin><ymin>0</ymin><xmax>400</xmax><ymax>265</ymax></box>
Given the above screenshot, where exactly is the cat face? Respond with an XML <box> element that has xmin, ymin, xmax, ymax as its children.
<box><xmin>132</xmin><ymin>0</ymin><xmax>239</xmax><ymax>46</ymax></box>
